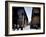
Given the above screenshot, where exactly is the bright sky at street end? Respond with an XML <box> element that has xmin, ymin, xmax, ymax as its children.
<box><xmin>24</xmin><ymin>7</ymin><xmax>32</xmax><ymax>23</ymax></box>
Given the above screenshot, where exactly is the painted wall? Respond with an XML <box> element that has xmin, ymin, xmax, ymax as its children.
<box><xmin>0</xmin><ymin>0</ymin><xmax>46</xmax><ymax>37</ymax></box>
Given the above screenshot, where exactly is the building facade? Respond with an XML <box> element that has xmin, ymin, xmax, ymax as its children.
<box><xmin>30</xmin><ymin>7</ymin><xmax>40</xmax><ymax>29</ymax></box>
<box><xmin>12</xmin><ymin>7</ymin><xmax>28</xmax><ymax>30</ymax></box>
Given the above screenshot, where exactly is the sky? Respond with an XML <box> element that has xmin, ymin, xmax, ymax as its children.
<box><xmin>24</xmin><ymin>7</ymin><xmax>32</xmax><ymax>23</ymax></box>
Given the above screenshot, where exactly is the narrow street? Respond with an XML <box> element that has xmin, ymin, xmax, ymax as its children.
<box><xmin>23</xmin><ymin>25</ymin><xmax>30</xmax><ymax>30</ymax></box>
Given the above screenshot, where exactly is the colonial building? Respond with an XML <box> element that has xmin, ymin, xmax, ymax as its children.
<box><xmin>12</xmin><ymin>7</ymin><xmax>28</xmax><ymax>30</ymax></box>
<box><xmin>30</xmin><ymin>7</ymin><xmax>40</xmax><ymax>29</ymax></box>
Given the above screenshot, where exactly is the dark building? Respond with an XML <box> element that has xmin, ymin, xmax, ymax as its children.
<box><xmin>30</xmin><ymin>7</ymin><xmax>40</xmax><ymax>29</ymax></box>
<box><xmin>12</xmin><ymin>7</ymin><xmax>28</xmax><ymax>30</ymax></box>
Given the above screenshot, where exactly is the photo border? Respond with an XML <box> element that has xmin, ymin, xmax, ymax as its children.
<box><xmin>5</xmin><ymin>1</ymin><xmax>45</xmax><ymax>36</ymax></box>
